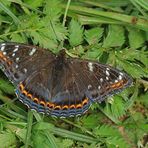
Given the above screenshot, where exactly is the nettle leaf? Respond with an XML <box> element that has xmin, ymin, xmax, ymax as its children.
<box><xmin>110</xmin><ymin>96</ymin><xmax>126</xmax><ymax>118</ymax></box>
<box><xmin>95</xmin><ymin>125</ymin><xmax>130</xmax><ymax>148</ymax></box>
<box><xmin>137</xmin><ymin>92</ymin><xmax>148</xmax><ymax>106</ymax></box>
<box><xmin>10</xmin><ymin>33</ymin><xmax>26</xmax><ymax>43</ymax></box>
<box><xmin>46</xmin><ymin>22</ymin><xmax>67</xmax><ymax>43</ymax></box>
<box><xmin>0</xmin><ymin>131</ymin><xmax>17</xmax><ymax>148</ymax></box>
<box><xmin>84</xmin><ymin>27</ymin><xmax>104</xmax><ymax>45</ymax></box>
<box><xmin>127</xmin><ymin>27</ymin><xmax>146</xmax><ymax>49</ymax></box>
<box><xmin>117</xmin><ymin>60</ymin><xmax>147</xmax><ymax>78</ymax></box>
<box><xmin>69</xmin><ymin>19</ymin><xmax>84</xmax><ymax>47</ymax></box>
<box><xmin>30</xmin><ymin>30</ymin><xmax>57</xmax><ymax>49</ymax></box>
<box><xmin>18</xmin><ymin>14</ymin><xmax>42</xmax><ymax>30</ymax></box>
<box><xmin>81</xmin><ymin>114</ymin><xmax>99</xmax><ymax>129</ymax></box>
<box><xmin>95</xmin><ymin>125</ymin><xmax>120</xmax><ymax>137</ymax></box>
<box><xmin>106</xmin><ymin>137</ymin><xmax>129</xmax><ymax>148</ymax></box>
<box><xmin>103</xmin><ymin>25</ymin><xmax>125</xmax><ymax>48</ymax></box>
<box><xmin>43</xmin><ymin>0</ymin><xmax>62</xmax><ymax>21</ymax></box>
<box><xmin>32</xmin><ymin>131</ymin><xmax>53</xmax><ymax>148</ymax></box>
<box><xmin>18</xmin><ymin>13</ymin><xmax>66</xmax><ymax>50</ymax></box>
<box><xmin>116</xmin><ymin>48</ymin><xmax>148</xmax><ymax>67</ymax></box>
<box><xmin>101</xmin><ymin>96</ymin><xmax>127</xmax><ymax>121</ymax></box>
<box><xmin>25</xmin><ymin>0</ymin><xmax>43</xmax><ymax>9</ymax></box>
<box><xmin>61</xmin><ymin>139</ymin><xmax>74</xmax><ymax>148</ymax></box>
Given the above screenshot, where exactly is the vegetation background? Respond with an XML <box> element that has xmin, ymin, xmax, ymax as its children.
<box><xmin>0</xmin><ymin>0</ymin><xmax>147</xmax><ymax>147</ymax></box>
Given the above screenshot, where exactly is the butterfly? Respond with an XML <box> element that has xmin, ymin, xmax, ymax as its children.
<box><xmin>0</xmin><ymin>42</ymin><xmax>132</xmax><ymax>117</ymax></box>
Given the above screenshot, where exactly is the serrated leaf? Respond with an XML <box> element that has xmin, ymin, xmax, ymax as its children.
<box><xmin>85</xmin><ymin>27</ymin><xmax>103</xmax><ymax>45</ymax></box>
<box><xmin>10</xmin><ymin>33</ymin><xmax>26</xmax><ymax>43</ymax></box>
<box><xmin>110</xmin><ymin>96</ymin><xmax>126</xmax><ymax>118</ymax></box>
<box><xmin>46</xmin><ymin>22</ymin><xmax>67</xmax><ymax>43</ymax></box>
<box><xmin>81</xmin><ymin>114</ymin><xmax>99</xmax><ymax>129</ymax></box>
<box><xmin>106</xmin><ymin>137</ymin><xmax>129</xmax><ymax>148</ymax></box>
<box><xmin>95</xmin><ymin>125</ymin><xmax>120</xmax><ymax>137</ymax></box>
<box><xmin>43</xmin><ymin>0</ymin><xmax>62</xmax><ymax>21</ymax></box>
<box><xmin>127</xmin><ymin>27</ymin><xmax>146</xmax><ymax>49</ymax></box>
<box><xmin>116</xmin><ymin>48</ymin><xmax>148</xmax><ymax>67</ymax></box>
<box><xmin>30</xmin><ymin>30</ymin><xmax>57</xmax><ymax>49</ymax></box>
<box><xmin>103</xmin><ymin>25</ymin><xmax>125</xmax><ymax>48</ymax></box>
<box><xmin>84</xmin><ymin>44</ymin><xmax>103</xmax><ymax>59</ymax></box>
<box><xmin>69</xmin><ymin>19</ymin><xmax>84</xmax><ymax>47</ymax></box>
<box><xmin>62</xmin><ymin>139</ymin><xmax>74</xmax><ymax>148</ymax></box>
<box><xmin>117</xmin><ymin>60</ymin><xmax>147</xmax><ymax>78</ymax></box>
<box><xmin>25</xmin><ymin>0</ymin><xmax>43</xmax><ymax>9</ymax></box>
<box><xmin>32</xmin><ymin>131</ymin><xmax>54</xmax><ymax>148</ymax></box>
<box><xmin>0</xmin><ymin>131</ymin><xmax>17</xmax><ymax>147</ymax></box>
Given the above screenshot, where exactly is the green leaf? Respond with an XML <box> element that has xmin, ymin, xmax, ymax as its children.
<box><xmin>69</xmin><ymin>19</ymin><xmax>84</xmax><ymax>47</ymax></box>
<box><xmin>84</xmin><ymin>27</ymin><xmax>103</xmax><ymax>45</ymax></box>
<box><xmin>116</xmin><ymin>48</ymin><xmax>148</xmax><ymax>67</ymax></box>
<box><xmin>110</xmin><ymin>96</ymin><xmax>126</xmax><ymax>118</ymax></box>
<box><xmin>43</xmin><ymin>0</ymin><xmax>62</xmax><ymax>21</ymax></box>
<box><xmin>0</xmin><ymin>79</ymin><xmax>14</xmax><ymax>95</ymax></box>
<box><xmin>106</xmin><ymin>137</ymin><xmax>129</xmax><ymax>148</ymax></box>
<box><xmin>127</xmin><ymin>27</ymin><xmax>146</xmax><ymax>48</ymax></box>
<box><xmin>103</xmin><ymin>25</ymin><xmax>125</xmax><ymax>48</ymax></box>
<box><xmin>30</xmin><ymin>30</ymin><xmax>58</xmax><ymax>49</ymax></box>
<box><xmin>25</xmin><ymin>0</ymin><xmax>43</xmax><ymax>9</ymax></box>
<box><xmin>62</xmin><ymin>139</ymin><xmax>74</xmax><ymax>148</ymax></box>
<box><xmin>117</xmin><ymin>60</ymin><xmax>147</xmax><ymax>78</ymax></box>
<box><xmin>0</xmin><ymin>1</ymin><xmax>20</xmax><ymax>24</ymax></box>
<box><xmin>0</xmin><ymin>131</ymin><xmax>17</xmax><ymax>147</ymax></box>
<box><xmin>32</xmin><ymin>131</ymin><xmax>56</xmax><ymax>148</ymax></box>
<box><xmin>10</xmin><ymin>33</ymin><xmax>26</xmax><ymax>43</ymax></box>
<box><xmin>95</xmin><ymin>125</ymin><xmax>120</xmax><ymax>136</ymax></box>
<box><xmin>81</xmin><ymin>114</ymin><xmax>99</xmax><ymax>129</ymax></box>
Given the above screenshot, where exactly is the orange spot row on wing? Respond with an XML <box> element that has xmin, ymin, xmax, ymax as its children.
<box><xmin>110</xmin><ymin>80</ymin><xmax>126</xmax><ymax>89</ymax></box>
<box><xmin>19</xmin><ymin>83</ymin><xmax>89</xmax><ymax>110</ymax></box>
<box><xmin>0</xmin><ymin>52</ymin><xmax>12</xmax><ymax>65</ymax></box>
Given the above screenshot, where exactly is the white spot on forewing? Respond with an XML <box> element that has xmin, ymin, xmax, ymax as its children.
<box><xmin>3</xmin><ymin>52</ymin><xmax>7</xmax><ymax>55</ymax></box>
<box><xmin>88</xmin><ymin>62</ymin><xmax>93</xmax><ymax>72</ymax></box>
<box><xmin>100</xmin><ymin>78</ymin><xmax>103</xmax><ymax>82</ymax></box>
<box><xmin>115</xmin><ymin>80</ymin><xmax>118</xmax><ymax>83</ymax></box>
<box><xmin>120</xmin><ymin>72</ymin><xmax>123</xmax><ymax>76</ymax></box>
<box><xmin>16</xmin><ymin>57</ymin><xmax>20</xmax><ymax>62</ymax></box>
<box><xmin>0</xmin><ymin>43</ymin><xmax>6</xmax><ymax>51</ymax></box>
<box><xmin>106</xmin><ymin>67</ymin><xmax>110</xmax><ymax>71</ymax></box>
<box><xmin>29</xmin><ymin>47</ymin><xmax>37</xmax><ymax>56</ymax></box>
<box><xmin>12</xmin><ymin>53</ymin><xmax>15</xmax><ymax>57</ymax></box>
<box><xmin>118</xmin><ymin>75</ymin><xmax>123</xmax><ymax>80</ymax></box>
<box><xmin>88</xmin><ymin>84</ymin><xmax>92</xmax><ymax>89</ymax></box>
<box><xmin>1</xmin><ymin>43</ymin><xmax>6</xmax><ymax>46</ymax></box>
<box><xmin>98</xmin><ymin>86</ymin><xmax>101</xmax><ymax>90</ymax></box>
<box><xmin>13</xmin><ymin>45</ymin><xmax>19</xmax><ymax>52</ymax></box>
<box><xmin>106</xmin><ymin>70</ymin><xmax>110</xmax><ymax>76</ymax></box>
<box><xmin>15</xmin><ymin>45</ymin><xmax>19</xmax><ymax>48</ymax></box>
<box><xmin>106</xmin><ymin>76</ymin><xmax>109</xmax><ymax>80</ymax></box>
<box><xmin>15</xmin><ymin>64</ymin><xmax>18</xmax><ymax>69</ymax></box>
<box><xmin>23</xmin><ymin>68</ymin><xmax>27</xmax><ymax>73</ymax></box>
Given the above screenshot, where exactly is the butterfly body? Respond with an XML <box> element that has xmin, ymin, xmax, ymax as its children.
<box><xmin>0</xmin><ymin>43</ymin><xmax>132</xmax><ymax>117</ymax></box>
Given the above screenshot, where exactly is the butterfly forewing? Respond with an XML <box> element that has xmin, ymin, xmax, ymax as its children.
<box><xmin>68</xmin><ymin>59</ymin><xmax>132</xmax><ymax>103</ymax></box>
<box><xmin>0</xmin><ymin>42</ymin><xmax>132</xmax><ymax>117</ymax></box>
<box><xmin>0</xmin><ymin>43</ymin><xmax>55</xmax><ymax>84</ymax></box>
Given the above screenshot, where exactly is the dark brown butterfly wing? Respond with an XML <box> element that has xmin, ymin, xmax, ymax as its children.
<box><xmin>0</xmin><ymin>43</ymin><xmax>132</xmax><ymax>117</ymax></box>
<box><xmin>0</xmin><ymin>43</ymin><xmax>55</xmax><ymax>84</ymax></box>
